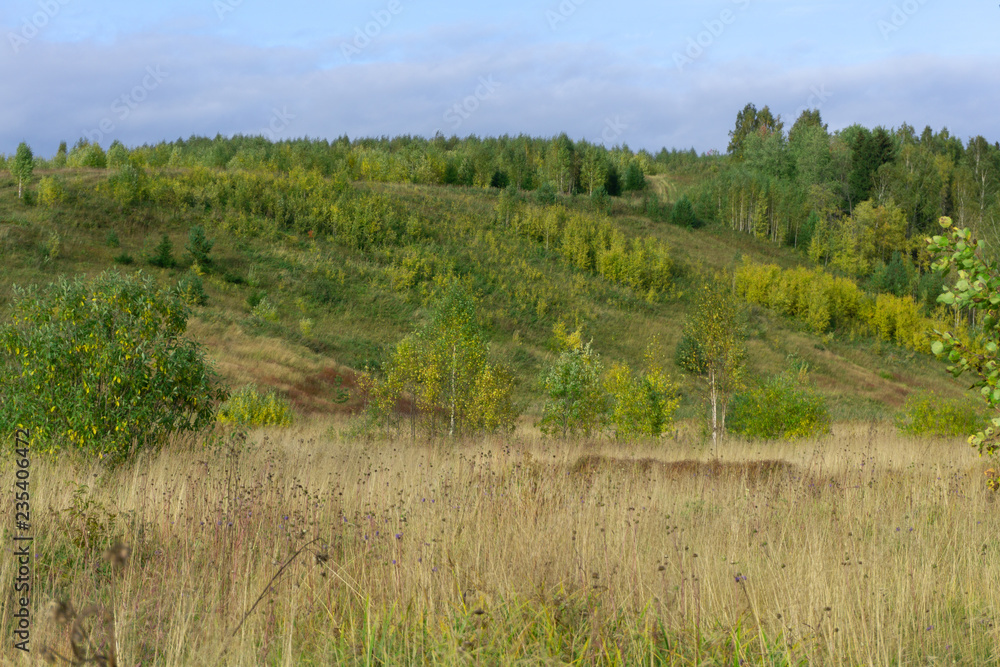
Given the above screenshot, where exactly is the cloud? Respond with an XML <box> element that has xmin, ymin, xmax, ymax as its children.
<box><xmin>1</xmin><ymin>27</ymin><xmax>997</xmax><ymax>157</ymax></box>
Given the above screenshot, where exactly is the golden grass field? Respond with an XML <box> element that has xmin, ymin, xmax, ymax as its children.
<box><xmin>4</xmin><ymin>421</ymin><xmax>1000</xmax><ymax>665</ymax></box>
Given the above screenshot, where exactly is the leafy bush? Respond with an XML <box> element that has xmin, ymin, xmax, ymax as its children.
<box><xmin>0</xmin><ymin>270</ymin><xmax>226</xmax><ymax>462</ymax></box>
<box><xmin>114</xmin><ymin>252</ymin><xmax>135</xmax><ymax>265</ymax></box>
<box><xmin>539</xmin><ymin>326</ymin><xmax>607</xmax><ymax>437</ymax></box>
<box><xmin>104</xmin><ymin>163</ymin><xmax>150</xmax><ymax>209</ymax></box>
<box><xmin>727</xmin><ymin>372</ymin><xmax>831</xmax><ymax>440</ymax></box>
<box><xmin>217</xmin><ymin>384</ymin><xmax>294</xmax><ymax>427</ymax></box>
<box><xmin>37</xmin><ymin>176</ymin><xmax>66</xmax><ymax>207</ymax></box>
<box><xmin>174</xmin><ymin>272</ymin><xmax>208</xmax><ymax>306</ymax></box>
<box><xmin>604</xmin><ymin>349</ymin><xmax>680</xmax><ymax>438</ymax></box>
<box><xmin>895</xmin><ymin>391</ymin><xmax>987</xmax><ymax>438</ymax></box>
<box><xmin>534</xmin><ymin>182</ymin><xmax>556</xmax><ymax>206</ymax></box>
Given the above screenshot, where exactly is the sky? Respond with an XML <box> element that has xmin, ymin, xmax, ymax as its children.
<box><xmin>1</xmin><ymin>0</ymin><xmax>998</xmax><ymax>157</ymax></box>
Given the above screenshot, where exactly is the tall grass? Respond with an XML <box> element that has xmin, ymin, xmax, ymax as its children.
<box><xmin>2</xmin><ymin>422</ymin><xmax>998</xmax><ymax>665</ymax></box>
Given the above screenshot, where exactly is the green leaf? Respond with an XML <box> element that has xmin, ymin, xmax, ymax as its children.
<box><xmin>930</xmin><ymin>341</ymin><xmax>944</xmax><ymax>356</ymax></box>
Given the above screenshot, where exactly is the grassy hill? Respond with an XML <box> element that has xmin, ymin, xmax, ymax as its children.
<box><xmin>0</xmin><ymin>164</ymin><xmax>976</xmax><ymax>427</ymax></box>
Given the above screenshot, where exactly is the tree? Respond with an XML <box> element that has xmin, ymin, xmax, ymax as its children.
<box><xmin>604</xmin><ymin>340</ymin><xmax>680</xmax><ymax>438</ymax></box>
<box><xmin>539</xmin><ymin>325</ymin><xmax>608</xmax><ymax>437</ymax></box>
<box><xmin>372</xmin><ymin>280</ymin><xmax>517</xmax><ymax>437</ymax></box>
<box><xmin>678</xmin><ymin>274</ymin><xmax>748</xmax><ymax>444</ymax></box>
<box><xmin>185</xmin><ymin>225</ymin><xmax>215</xmax><ymax>267</ymax></box>
<box><xmin>107</xmin><ymin>140</ymin><xmax>129</xmax><ymax>169</ymax></box>
<box><xmin>623</xmin><ymin>161</ymin><xmax>646</xmax><ymax>192</ymax></box>
<box><xmin>728</xmin><ymin>103</ymin><xmax>784</xmax><ymax>161</ymax></box>
<box><xmin>670</xmin><ymin>195</ymin><xmax>698</xmax><ymax>228</ymax></box>
<box><xmin>580</xmin><ymin>144</ymin><xmax>607</xmax><ymax>196</ymax></box>
<box><xmin>11</xmin><ymin>142</ymin><xmax>34</xmax><ymax>199</ymax></box>
<box><xmin>54</xmin><ymin>141</ymin><xmax>68</xmax><ymax>168</ymax></box>
<box><xmin>926</xmin><ymin>217</ymin><xmax>1000</xmax><ymax>454</ymax></box>
<box><xmin>148</xmin><ymin>234</ymin><xmax>176</xmax><ymax>269</ymax></box>
<box><xmin>0</xmin><ymin>270</ymin><xmax>226</xmax><ymax>463</ymax></box>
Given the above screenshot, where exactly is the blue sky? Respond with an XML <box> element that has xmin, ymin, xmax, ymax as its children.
<box><xmin>1</xmin><ymin>0</ymin><xmax>997</xmax><ymax>157</ymax></box>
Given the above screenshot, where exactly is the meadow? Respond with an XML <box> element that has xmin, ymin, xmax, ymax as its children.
<box><xmin>5</xmin><ymin>421</ymin><xmax>998</xmax><ymax>666</ymax></box>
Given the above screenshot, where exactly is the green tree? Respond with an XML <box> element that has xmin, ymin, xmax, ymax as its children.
<box><xmin>148</xmin><ymin>234</ymin><xmax>176</xmax><ymax>269</ymax></box>
<box><xmin>580</xmin><ymin>144</ymin><xmax>607</xmax><ymax>196</ymax></box>
<box><xmin>539</xmin><ymin>325</ymin><xmax>608</xmax><ymax>437</ymax></box>
<box><xmin>12</xmin><ymin>142</ymin><xmax>34</xmax><ymax>199</ymax></box>
<box><xmin>926</xmin><ymin>217</ymin><xmax>1000</xmax><ymax>453</ymax></box>
<box><xmin>185</xmin><ymin>225</ymin><xmax>215</xmax><ymax>267</ymax></box>
<box><xmin>623</xmin><ymin>161</ymin><xmax>646</xmax><ymax>192</ymax></box>
<box><xmin>53</xmin><ymin>141</ymin><xmax>68</xmax><ymax>168</ymax></box>
<box><xmin>678</xmin><ymin>274</ymin><xmax>748</xmax><ymax>444</ymax></box>
<box><xmin>604</xmin><ymin>340</ymin><xmax>680</xmax><ymax>438</ymax></box>
<box><xmin>670</xmin><ymin>195</ymin><xmax>699</xmax><ymax>228</ymax></box>
<box><xmin>0</xmin><ymin>270</ymin><xmax>226</xmax><ymax>463</ymax></box>
<box><xmin>372</xmin><ymin>280</ymin><xmax>517</xmax><ymax>436</ymax></box>
<box><xmin>107</xmin><ymin>140</ymin><xmax>129</xmax><ymax>169</ymax></box>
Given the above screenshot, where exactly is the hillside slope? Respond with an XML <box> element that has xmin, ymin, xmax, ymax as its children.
<box><xmin>0</xmin><ymin>166</ymin><xmax>975</xmax><ymax>424</ymax></box>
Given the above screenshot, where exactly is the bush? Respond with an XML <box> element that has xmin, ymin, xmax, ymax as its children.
<box><xmin>534</xmin><ymin>182</ymin><xmax>556</xmax><ymax>206</ymax></box>
<box><xmin>174</xmin><ymin>272</ymin><xmax>208</xmax><ymax>306</ymax></box>
<box><xmin>727</xmin><ymin>372</ymin><xmax>831</xmax><ymax>440</ymax></box>
<box><xmin>539</xmin><ymin>327</ymin><xmax>607</xmax><ymax>437</ymax></box>
<box><xmin>114</xmin><ymin>252</ymin><xmax>135</xmax><ymax>265</ymax></box>
<box><xmin>104</xmin><ymin>163</ymin><xmax>149</xmax><ymax>209</ymax></box>
<box><xmin>0</xmin><ymin>270</ymin><xmax>226</xmax><ymax>463</ymax></box>
<box><xmin>37</xmin><ymin>176</ymin><xmax>65</xmax><ymax>207</ymax></box>
<box><xmin>217</xmin><ymin>384</ymin><xmax>294</xmax><ymax>427</ymax></box>
<box><xmin>895</xmin><ymin>391</ymin><xmax>987</xmax><ymax>437</ymax></box>
<box><xmin>604</xmin><ymin>352</ymin><xmax>680</xmax><ymax>438</ymax></box>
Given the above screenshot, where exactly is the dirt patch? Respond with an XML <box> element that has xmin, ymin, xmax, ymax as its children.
<box><xmin>569</xmin><ymin>454</ymin><xmax>796</xmax><ymax>483</ymax></box>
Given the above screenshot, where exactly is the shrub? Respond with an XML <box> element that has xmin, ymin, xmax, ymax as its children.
<box><xmin>604</xmin><ymin>346</ymin><xmax>680</xmax><ymax>438</ymax></box>
<box><xmin>114</xmin><ymin>253</ymin><xmax>135</xmax><ymax>265</ymax></box>
<box><xmin>37</xmin><ymin>176</ymin><xmax>65</xmax><ymax>207</ymax></box>
<box><xmin>104</xmin><ymin>163</ymin><xmax>149</xmax><ymax>209</ymax></box>
<box><xmin>0</xmin><ymin>270</ymin><xmax>226</xmax><ymax>463</ymax></box>
<box><xmin>217</xmin><ymin>384</ymin><xmax>294</xmax><ymax>427</ymax></box>
<box><xmin>727</xmin><ymin>372</ymin><xmax>831</xmax><ymax>440</ymax></box>
<box><xmin>174</xmin><ymin>272</ymin><xmax>208</xmax><ymax>306</ymax></box>
<box><xmin>895</xmin><ymin>391</ymin><xmax>987</xmax><ymax>437</ymax></box>
<box><xmin>539</xmin><ymin>326</ymin><xmax>608</xmax><ymax>437</ymax></box>
<box><xmin>534</xmin><ymin>182</ymin><xmax>556</xmax><ymax>206</ymax></box>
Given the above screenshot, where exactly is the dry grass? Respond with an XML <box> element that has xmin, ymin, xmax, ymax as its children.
<box><xmin>4</xmin><ymin>422</ymin><xmax>1000</xmax><ymax>665</ymax></box>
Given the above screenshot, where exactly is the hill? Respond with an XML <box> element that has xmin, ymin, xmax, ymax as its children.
<box><xmin>0</xmin><ymin>135</ymin><xmax>982</xmax><ymax>428</ymax></box>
